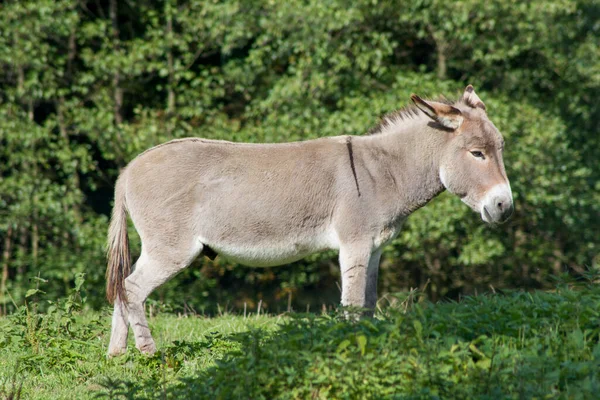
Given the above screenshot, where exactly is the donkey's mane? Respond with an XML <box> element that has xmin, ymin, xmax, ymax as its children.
<box><xmin>368</xmin><ymin>96</ymin><xmax>462</xmax><ymax>135</ymax></box>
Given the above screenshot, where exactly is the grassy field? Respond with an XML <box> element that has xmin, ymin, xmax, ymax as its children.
<box><xmin>1</xmin><ymin>277</ymin><xmax>600</xmax><ymax>399</ymax></box>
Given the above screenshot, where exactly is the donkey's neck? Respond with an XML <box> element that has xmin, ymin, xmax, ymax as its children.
<box><xmin>359</xmin><ymin>120</ymin><xmax>447</xmax><ymax>215</ymax></box>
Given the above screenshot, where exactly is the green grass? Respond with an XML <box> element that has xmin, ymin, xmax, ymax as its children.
<box><xmin>0</xmin><ymin>303</ymin><xmax>279</xmax><ymax>399</ymax></box>
<box><xmin>1</xmin><ymin>277</ymin><xmax>600</xmax><ymax>399</ymax></box>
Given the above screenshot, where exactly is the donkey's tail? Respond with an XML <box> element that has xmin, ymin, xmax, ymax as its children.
<box><xmin>106</xmin><ymin>172</ymin><xmax>131</xmax><ymax>305</ymax></box>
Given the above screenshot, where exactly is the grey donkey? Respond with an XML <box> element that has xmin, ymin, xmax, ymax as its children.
<box><xmin>106</xmin><ymin>85</ymin><xmax>513</xmax><ymax>355</ymax></box>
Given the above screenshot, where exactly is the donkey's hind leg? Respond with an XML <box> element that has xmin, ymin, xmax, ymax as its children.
<box><xmin>125</xmin><ymin>242</ymin><xmax>202</xmax><ymax>354</ymax></box>
<box><xmin>108</xmin><ymin>295</ymin><xmax>130</xmax><ymax>356</ymax></box>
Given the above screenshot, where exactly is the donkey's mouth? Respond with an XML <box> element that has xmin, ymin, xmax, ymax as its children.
<box><xmin>483</xmin><ymin>206</ymin><xmax>493</xmax><ymax>223</ymax></box>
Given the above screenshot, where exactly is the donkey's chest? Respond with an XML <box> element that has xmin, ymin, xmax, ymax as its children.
<box><xmin>372</xmin><ymin>217</ymin><xmax>406</xmax><ymax>249</ymax></box>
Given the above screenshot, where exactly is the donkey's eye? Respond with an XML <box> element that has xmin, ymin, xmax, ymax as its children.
<box><xmin>470</xmin><ymin>151</ymin><xmax>485</xmax><ymax>159</ymax></box>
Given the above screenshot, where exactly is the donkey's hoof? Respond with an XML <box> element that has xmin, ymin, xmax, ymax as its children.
<box><xmin>107</xmin><ymin>347</ymin><xmax>127</xmax><ymax>357</ymax></box>
<box><xmin>137</xmin><ymin>341</ymin><xmax>157</xmax><ymax>355</ymax></box>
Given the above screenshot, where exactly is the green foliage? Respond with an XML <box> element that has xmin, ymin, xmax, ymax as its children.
<box><xmin>173</xmin><ymin>281</ymin><xmax>600</xmax><ymax>399</ymax></box>
<box><xmin>2</xmin><ymin>277</ymin><xmax>600</xmax><ymax>399</ymax></box>
<box><xmin>0</xmin><ymin>0</ymin><xmax>598</xmax><ymax>310</ymax></box>
<box><xmin>0</xmin><ymin>278</ymin><xmax>278</xmax><ymax>399</ymax></box>
<box><xmin>0</xmin><ymin>273</ymin><xmax>104</xmax><ymax>376</ymax></box>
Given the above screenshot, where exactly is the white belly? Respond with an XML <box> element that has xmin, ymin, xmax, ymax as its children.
<box><xmin>201</xmin><ymin>230</ymin><xmax>339</xmax><ymax>267</ymax></box>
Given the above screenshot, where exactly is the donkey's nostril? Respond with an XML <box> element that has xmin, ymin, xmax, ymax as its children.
<box><xmin>497</xmin><ymin>202</ymin><xmax>503</xmax><ymax>209</ymax></box>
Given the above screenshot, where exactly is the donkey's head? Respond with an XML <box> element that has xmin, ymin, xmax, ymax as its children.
<box><xmin>411</xmin><ymin>85</ymin><xmax>513</xmax><ymax>224</ymax></box>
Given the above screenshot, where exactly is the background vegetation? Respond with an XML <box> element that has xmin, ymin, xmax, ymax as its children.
<box><xmin>0</xmin><ymin>0</ymin><xmax>598</xmax><ymax>313</ymax></box>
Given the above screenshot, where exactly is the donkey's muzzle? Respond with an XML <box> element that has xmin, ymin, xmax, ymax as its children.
<box><xmin>483</xmin><ymin>202</ymin><xmax>513</xmax><ymax>224</ymax></box>
<box><xmin>481</xmin><ymin>185</ymin><xmax>513</xmax><ymax>224</ymax></box>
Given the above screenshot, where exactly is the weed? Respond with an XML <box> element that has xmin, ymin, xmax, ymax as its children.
<box><xmin>0</xmin><ymin>363</ymin><xmax>23</xmax><ymax>400</ymax></box>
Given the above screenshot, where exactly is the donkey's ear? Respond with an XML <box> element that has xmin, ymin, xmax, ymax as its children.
<box><xmin>410</xmin><ymin>94</ymin><xmax>464</xmax><ymax>130</ymax></box>
<box><xmin>462</xmin><ymin>84</ymin><xmax>486</xmax><ymax>111</ymax></box>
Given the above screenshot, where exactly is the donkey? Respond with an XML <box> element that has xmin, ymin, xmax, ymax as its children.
<box><xmin>106</xmin><ymin>85</ymin><xmax>513</xmax><ymax>355</ymax></box>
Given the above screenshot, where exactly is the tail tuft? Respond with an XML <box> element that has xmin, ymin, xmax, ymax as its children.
<box><xmin>106</xmin><ymin>174</ymin><xmax>131</xmax><ymax>304</ymax></box>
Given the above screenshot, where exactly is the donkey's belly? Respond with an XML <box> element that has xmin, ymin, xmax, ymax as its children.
<box><xmin>203</xmin><ymin>233</ymin><xmax>338</xmax><ymax>267</ymax></box>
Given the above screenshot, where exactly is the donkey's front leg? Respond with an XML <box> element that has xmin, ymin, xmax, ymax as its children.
<box><xmin>339</xmin><ymin>244</ymin><xmax>372</xmax><ymax>311</ymax></box>
<box><xmin>365</xmin><ymin>249</ymin><xmax>382</xmax><ymax>311</ymax></box>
